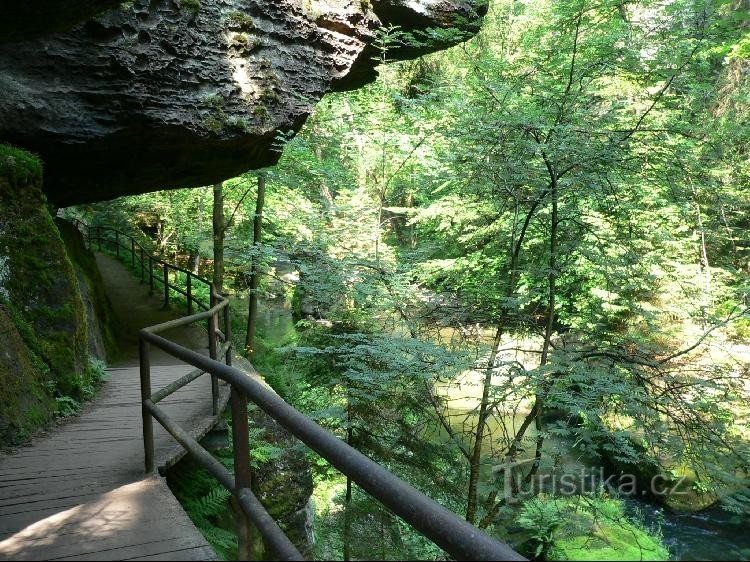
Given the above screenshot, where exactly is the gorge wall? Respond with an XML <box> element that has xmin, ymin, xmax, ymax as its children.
<box><xmin>0</xmin><ymin>146</ymin><xmax>115</xmax><ymax>446</ymax></box>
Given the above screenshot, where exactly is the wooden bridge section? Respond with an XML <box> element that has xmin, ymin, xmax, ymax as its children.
<box><xmin>0</xmin><ymin>254</ymin><xmax>227</xmax><ymax>560</ymax></box>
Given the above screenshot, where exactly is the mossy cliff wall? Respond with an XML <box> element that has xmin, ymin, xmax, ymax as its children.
<box><xmin>57</xmin><ymin>219</ymin><xmax>119</xmax><ymax>362</ymax></box>
<box><xmin>0</xmin><ymin>144</ymin><xmax>114</xmax><ymax>446</ymax></box>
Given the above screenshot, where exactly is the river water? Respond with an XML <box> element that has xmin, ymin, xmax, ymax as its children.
<box><xmin>625</xmin><ymin>499</ymin><xmax>750</xmax><ymax>561</ymax></box>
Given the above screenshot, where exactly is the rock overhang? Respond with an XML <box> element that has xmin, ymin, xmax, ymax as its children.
<box><xmin>0</xmin><ymin>0</ymin><xmax>486</xmax><ymax>206</ymax></box>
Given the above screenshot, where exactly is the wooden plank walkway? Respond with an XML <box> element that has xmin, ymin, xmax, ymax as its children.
<box><xmin>0</xmin><ymin>254</ymin><xmax>229</xmax><ymax>560</ymax></box>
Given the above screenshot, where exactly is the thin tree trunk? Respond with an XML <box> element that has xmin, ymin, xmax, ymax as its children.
<box><xmin>693</xmin><ymin>189</ymin><xmax>712</xmax><ymax>328</ymax></box>
<box><xmin>212</xmin><ymin>182</ymin><xmax>225</xmax><ymax>293</ymax></box>
<box><xmin>464</xmin><ymin>186</ymin><xmax>551</xmax><ymax>524</ymax></box>
<box><xmin>475</xmin><ymin>181</ymin><xmax>560</xmax><ymax>528</ymax></box>
<box><xmin>465</xmin><ymin>326</ymin><xmax>503</xmax><ymax>525</ymax></box>
<box><xmin>343</xmin><ymin>401</ymin><xmax>353</xmax><ymax>561</ymax></box>
<box><xmin>245</xmin><ymin>173</ymin><xmax>266</xmax><ymax>357</ymax></box>
<box><xmin>526</xmin><ymin>179</ymin><xmax>558</xmax><ymax>483</ymax></box>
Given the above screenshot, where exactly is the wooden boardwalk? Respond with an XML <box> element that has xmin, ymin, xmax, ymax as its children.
<box><xmin>0</xmin><ymin>254</ymin><xmax>228</xmax><ymax>560</ymax></box>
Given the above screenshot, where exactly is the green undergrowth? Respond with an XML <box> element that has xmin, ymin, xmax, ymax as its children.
<box><xmin>516</xmin><ymin>495</ymin><xmax>669</xmax><ymax>561</ymax></box>
<box><xmin>53</xmin><ymin>357</ymin><xmax>108</xmax><ymax>418</ymax></box>
<box><xmin>167</xmin><ymin>415</ymin><xmax>289</xmax><ymax>560</ymax></box>
<box><xmin>168</xmin><ymin>446</ymin><xmax>238</xmax><ymax>561</ymax></box>
<box><xmin>0</xmin><ymin>144</ymin><xmax>42</xmax><ymax>186</ymax></box>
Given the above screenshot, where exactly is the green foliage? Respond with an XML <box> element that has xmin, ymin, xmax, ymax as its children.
<box><xmin>0</xmin><ymin>144</ymin><xmax>42</xmax><ymax>188</ymax></box>
<box><xmin>168</xmin><ymin>452</ymin><xmax>237</xmax><ymax>560</ymax></box>
<box><xmin>179</xmin><ymin>0</ymin><xmax>200</xmax><ymax>15</ymax></box>
<box><xmin>53</xmin><ymin>357</ymin><xmax>108</xmax><ymax>418</ymax></box>
<box><xmin>54</xmin><ymin>395</ymin><xmax>81</xmax><ymax>418</ymax></box>
<box><xmin>517</xmin><ymin>495</ymin><xmax>668</xmax><ymax>561</ymax></box>
<box><xmin>188</xmin><ymin>486</ymin><xmax>232</xmax><ymax>519</ymax></box>
<box><xmin>225</xmin><ymin>11</ymin><xmax>254</xmax><ymax>31</ymax></box>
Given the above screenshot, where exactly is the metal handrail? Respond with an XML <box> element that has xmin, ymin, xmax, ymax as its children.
<box><xmin>71</xmin><ymin>219</ymin><xmax>212</xmax><ymax>314</ymax></box>
<box><xmin>142</xmin><ymin>330</ymin><xmax>525</xmax><ymax>562</ymax></box>
<box><xmin>72</xmin><ymin>218</ymin><xmax>524</xmax><ymax>561</ymax></box>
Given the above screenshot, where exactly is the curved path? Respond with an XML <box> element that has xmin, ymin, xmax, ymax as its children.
<box><xmin>0</xmin><ymin>254</ymin><xmax>228</xmax><ymax>560</ymax></box>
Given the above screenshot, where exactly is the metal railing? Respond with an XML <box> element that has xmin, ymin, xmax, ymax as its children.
<box><xmin>73</xmin><ymin>218</ymin><xmax>212</xmax><ymax>316</ymax></box>
<box><xmin>72</xmin><ymin>219</ymin><xmax>524</xmax><ymax>562</ymax></box>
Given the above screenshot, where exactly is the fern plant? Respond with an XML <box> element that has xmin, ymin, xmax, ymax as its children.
<box><xmin>185</xmin><ymin>485</ymin><xmax>237</xmax><ymax>560</ymax></box>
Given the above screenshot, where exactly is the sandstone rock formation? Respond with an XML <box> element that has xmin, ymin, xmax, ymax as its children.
<box><xmin>0</xmin><ymin>0</ymin><xmax>485</xmax><ymax>206</ymax></box>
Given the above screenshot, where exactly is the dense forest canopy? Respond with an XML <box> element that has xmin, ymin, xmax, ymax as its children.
<box><xmin>71</xmin><ymin>0</ymin><xmax>750</xmax><ymax>559</ymax></box>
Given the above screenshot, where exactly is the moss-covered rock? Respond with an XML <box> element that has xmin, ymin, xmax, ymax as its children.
<box><xmin>0</xmin><ymin>144</ymin><xmax>99</xmax><ymax>446</ymax></box>
<box><xmin>0</xmin><ymin>303</ymin><xmax>54</xmax><ymax>446</ymax></box>
<box><xmin>0</xmin><ymin>144</ymin><xmax>88</xmax><ymax>399</ymax></box>
<box><xmin>250</xmin><ymin>408</ymin><xmax>314</xmax><ymax>559</ymax></box>
<box><xmin>56</xmin><ymin>218</ymin><xmax>119</xmax><ymax>361</ymax></box>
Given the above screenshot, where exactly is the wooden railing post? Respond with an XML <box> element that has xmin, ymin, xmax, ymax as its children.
<box><xmin>140</xmin><ymin>338</ymin><xmax>154</xmax><ymax>474</ymax></box>
<box><xmin>163</xmin><ymin>263</ymin><xmax>170</xmax><ymax>309</ymax></box>
<box><xmin>231</xmin><ymin>386</ymin><xmax>253</xmax><ymax>561</ymax></box>
<box><xmin>131</xmin><ymin>238</ymin><xmax>136</xmax><ymax>268</ymax></box>
<box><xmin>148</xmin><ymin>256</ymin><xmax>154</xmax><ymax>295</ymax></box>
<box><xmin>115</xmin><ymin>231</ymin><xmax>120</xmax><ymax>258</ymax></box>
<box><xmin>208</xmin><ymin>290</ymin><xmax>220</xmax><ymax>416</ymax></box>
<box><xmin>140</xmin><ymin>247</ymin><xmax>145</xmax><ymax>283</ymax></box>
<box><xmin>224</xmin><ymin>297</ymin><xmax>232</xmax><ymax>367</ymax></box>
<box><xmin>97</xmin><ymin>227</ymin><xmax>102</xmax><ymax>251</ymax></box>
<box><xmin>187</xmin><ymin>273</ymin><xmax>193</xmax><ymax>316</ymax></box>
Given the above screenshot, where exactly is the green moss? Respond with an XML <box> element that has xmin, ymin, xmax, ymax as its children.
<box><xmin>179</xmin><ymin>0</ymin><xmax>200</xmax><ymax>14</ymax></box>
<box><xmin>0</xmin><ymin>304</ymin><xmax>54</xmax><ymax>447</ymax></box>
<box><xmin>0</xmin><ymin>144</ymin><xmax>42</xmax><ymax>187</ymax></box>
<box><xmin>202</xmin><ymin>93</ymin><xmax>225</xmax><ymax>109</ymax></box>
<box><xmin>202</xmin><ymin>115</ymin><xmax>226</xmax><ymax>135</ymax></box>
<box><xmin>225</xmin><ymin>11</ymin><xmax>254</xmax><ymax>31</ymax></box>
<box><xmin>228</xmin><ymin>31</ymin><xmax>258</xmax><ymax>55</ymax></box>
<box><xmin>517</xmin><ymin>496</ymin><xmax>668</xmax><ymax>561</ymax></box>
<box><xmin>258</xmin><ymin>89</ymin><xmax>280</xmax><ymax>103</ymax></box>
<box><xmin>203</xmin><ymin>112</ymin><xmax>254</xmax><ymax>136</ymax></box>
<box><xmin>252</xmin><ymin>105</ymin><xmax>271</xmax><ymax>120</ymax></box>
<box><xmin>57</xmin><ymin>219</ymin><xmax>120</xmax><ymax>361</ymax></box>
<box><xmin>0</xmin><ymin>145</ymin><xmax>89</xmax><ymax>401</ymax></box>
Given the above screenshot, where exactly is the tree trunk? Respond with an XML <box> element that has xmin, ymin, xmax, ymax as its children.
<box><xmin>526</xmin><ymin>175</ymin><xmax>559</xmax><ymax>481</ymax></box>
<box><xmin>343</xmin><ymin>401</ymin><xmax>353</xmax><ymax>561</ymax></box>
<box><xmin>245</xmin><ymin>173</ymin><xmax>266</xmax><ymax>357</ymax></box>
<box><xmin>212</xmin><ymin>182</ymin><xmax>225</xmax><ymax>294</ymax></box>
<box><xmin>693</xmin><ymin>188</ymin><xmax>712</xmax><ymax>328</ymax></box>
<box><xmin>465</xmin><ymin>326</ymin><xmax>503</xmax><ymax>525</ymax></box>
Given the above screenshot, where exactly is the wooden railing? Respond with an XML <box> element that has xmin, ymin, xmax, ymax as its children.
<box><xmin>71</xmin><ymin>219</ymin><xmax>524</xmax><ymax>562</ymax></box>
